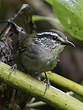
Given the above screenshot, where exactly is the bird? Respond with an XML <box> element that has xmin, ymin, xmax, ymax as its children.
<box><xmin>18</xmin><ymin>30</ymin><xmax>74</xmax><ymax>89</ymax></box>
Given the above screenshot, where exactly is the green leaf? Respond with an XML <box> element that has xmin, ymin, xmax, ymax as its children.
<box><xmin>46</xmin><ymin>0</ymin><xmax>83</xmax><ymax>41</ymax></box>
<box><xmin>46</xmin><ymin>0</ymin><xmax>54</xmax><ymax>5</ymax></box>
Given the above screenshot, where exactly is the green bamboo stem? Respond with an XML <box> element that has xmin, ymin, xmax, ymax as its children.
<box><xmin>42</xmin><ymin>71</ymin><xmax>83</xmax><ymax>96</ymax></box>
<box><xmin>0</xmin><ymin>62</ymin><xmax>83</xmax><ymax>110</ymax></box>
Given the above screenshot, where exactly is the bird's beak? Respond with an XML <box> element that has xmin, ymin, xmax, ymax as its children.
<box><xmin>62</xmin><ymin>40</ymin><xmax>75</xmax><ymax>47</ymax></box>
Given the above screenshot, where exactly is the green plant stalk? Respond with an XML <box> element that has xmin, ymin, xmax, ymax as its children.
<box><xmin>27</xmin><ymin>101</ymin><xmax>46</xmax><ymax>108</ymax></box>
<box><xmin>0</xmin><ymin>62</ymin><xmax>83</xmax><ymax>110</ymax></box>
<box><xmin>42</xmin><ymin>71</ymin><xmax>83</xmax><ymax>96</ymax></box>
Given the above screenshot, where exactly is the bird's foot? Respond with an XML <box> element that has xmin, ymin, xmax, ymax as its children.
<box><xmin>44</xmin><ymin>72</ymin><xmax>50</xmax><ymax>94</ymax></box>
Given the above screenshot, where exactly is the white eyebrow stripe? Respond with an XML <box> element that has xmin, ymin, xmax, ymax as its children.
<box><xmin>37</xmin><ymin>32</ymin><xmax>65</xmax><ymax>42</ymax></box>
<box><xmin>57</xmin><ymin>36</ymin><xmax>65</xmax><ymax>42</ymax></box>
<box><xmin>37</xmin><ymin>32</ymin><xmax>58</xmax><ymax>36</ymax></box>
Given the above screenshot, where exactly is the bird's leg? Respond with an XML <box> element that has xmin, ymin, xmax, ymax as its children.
<box><xmin>44</xmin><ymin>72</ymin><xmax>50</xmax><ymax>93</ymax></box>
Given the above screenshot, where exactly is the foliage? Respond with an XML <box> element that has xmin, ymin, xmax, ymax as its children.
<box><xmin>46</xmin><ymin>0</ymin><xmax>83</xmax><ymax>41</ymax></box>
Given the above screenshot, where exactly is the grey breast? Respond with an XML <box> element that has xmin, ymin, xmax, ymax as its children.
<box><xmin>21</xmin><ymin>35</ymin><xmax>59</xmax><ymax>73</ymax></box>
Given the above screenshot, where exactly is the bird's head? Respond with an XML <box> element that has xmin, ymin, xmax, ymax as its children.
<box><xmin>37</xmin><ymin>30</ymin><xmax>74</xmax><ymax>47</ymax></box>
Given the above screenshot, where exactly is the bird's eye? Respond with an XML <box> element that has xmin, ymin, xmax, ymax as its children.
<box><xmin>52</xmin><ymin>35</ymin><xmax>57</xmax><ymax>40</ymax></box>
